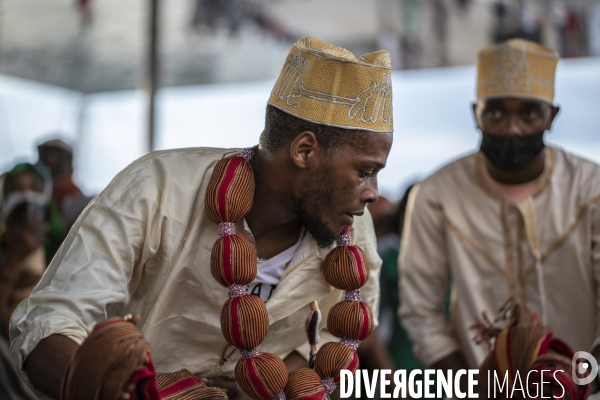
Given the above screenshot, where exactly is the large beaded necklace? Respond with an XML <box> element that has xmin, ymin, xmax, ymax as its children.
<box><xmin>205</xmin><ymin>148</ymin><xmax>374</xmax><ymax>400</ymax></box>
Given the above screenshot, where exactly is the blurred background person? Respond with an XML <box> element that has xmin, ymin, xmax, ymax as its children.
<box><xmin>355</xmin><ymin>184</ymin><xmax>439</xmax><ymax>399</ymax></box>
<box><xmin>367</xmin><ymin>185</ymin><xmax>425</xmax><ymax>374</ymax></box>
<box><xmin>37</xmin><ymin>138</ymin><xmax>92</xmax><ymax>234</ymax></box>
<box><xmin>356</xmin><ymin>197</ymin><xmax>399</xmax><ymax>400</ymax></box>
<box><xmin>2</xmin><ymin>162</ymin><xmax>66</xmax><ymax>267</ymax></box>
<box><xmin>0</xmin><ymin>164</ymin><xmax>49</xmax><ymax>400</ymax></box>
<box><xmin>0</xmin><ymin>163</ymin><xmax>55</xmax><ymax>325</ymax></box>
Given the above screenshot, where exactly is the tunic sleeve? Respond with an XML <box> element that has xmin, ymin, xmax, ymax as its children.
<box><xmin>9</xmin><ymin>160</ymin><xmax>168</xmax><ymax>391</ymax></box>
<box><xmin>398</xmin><ymin>184</ymin><xmax>461</xmax><ymax>366</ymax></box>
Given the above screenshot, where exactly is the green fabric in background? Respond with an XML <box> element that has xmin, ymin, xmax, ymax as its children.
<box><xmin>45</xmin><ymin>201</ymin><xmax>66</xmax><ymax>265</ymax></box>
<box><xmin>379</xmin><ymin>246</ymin><xmax>425</xmax><ymax>371</ymax></box>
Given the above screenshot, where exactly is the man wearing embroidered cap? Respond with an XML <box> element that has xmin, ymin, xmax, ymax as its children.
<box><xmin>10</xmin><ymin>37</ymin><xmax>393</xmax><ymax>399</ymax></box>
<box><xmin>400</xmin><ymin>38</ymin><xmax>600</xmax><ymax>387</ymax></box>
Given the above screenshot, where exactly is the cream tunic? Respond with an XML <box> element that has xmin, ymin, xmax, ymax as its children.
<box><xmin>399</xmin><ymin>147</ymin><xmax>600</xmax><ymax>368</ymax></box>
<box><xmin>10</xmin><ymin>147</ymin><xmax>382</xmax><ymax>396</ymax></box>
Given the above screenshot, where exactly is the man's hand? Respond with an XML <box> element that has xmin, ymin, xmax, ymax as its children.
<box><xmin>24</xmin><ymin>315</ymin><xmax>142</xmax><ymax>399</ymax></box>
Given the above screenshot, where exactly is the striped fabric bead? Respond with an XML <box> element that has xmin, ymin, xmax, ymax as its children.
<box><xmin>156</xmin><ymin>369</ymin><xmax>227</xmax><ymax>400</ymax></box>
<box><xmin>326</xmin><ymin>301</ymin><xmax>374</xmax><ymax>341</ymax></box>
<box><xmin>206</xmin><ymin>156</ymin><xmax>255</xmax><ymax>224</ymax></box>
<box><xmin>221</xmin><ymin>296</ymin><xmax>269</xmax><ymax>350</ymax></box>
<box><xmin>211</xmin><ymin>233</ymin><xmax>257</xmax><ymax>287</ymax></box>
<box><xmin>285</xmin><ymin>368</ymin><xmax>327</xmax><ymax>400</ymax></box>
<box><xmin>322</xmin><ymin>244</ymin><xmax>369</xmax><ymax>291</ymax></box>
<box><xmin>314</xmin><ymin>342</ymin><xmax>359</xmax><ymax>385</ymax></box>
<box><xmin>236</xmin><ymin>352</ymin><xmax>289</xmax><ymax>400</ymax></box>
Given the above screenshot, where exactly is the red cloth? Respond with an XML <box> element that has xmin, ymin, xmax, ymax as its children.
<box><xmin>52</xmin><ymin>176</ymin><xmax>82</xmax><ymax>210</ymax></box>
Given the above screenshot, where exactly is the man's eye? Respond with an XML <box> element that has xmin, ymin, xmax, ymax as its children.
<box><xmin>486</xmin><ymin>109</ymin><xmax>503</xmax><ymax>120</ymax></box>
<box><xmin>359</xmin><ymin>170</ymin><xmax>373</xmax><ymax>178</ymax></box>
<box><xmin>521</xmin><ymin>110</ymin><xmax>538</xmax><ymax>120</ymax></box>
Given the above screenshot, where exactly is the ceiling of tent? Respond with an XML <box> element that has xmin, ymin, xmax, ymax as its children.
<box><xmin>0</xmin><ymin>0</ymin><xmax>383</xmax><ymax>93</ymax></box>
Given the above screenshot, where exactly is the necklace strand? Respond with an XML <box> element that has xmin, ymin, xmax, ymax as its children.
<box><xmin>205</xmin><ymin>148</ymin><xmax>374</xmax><ymax>400</ymax></box>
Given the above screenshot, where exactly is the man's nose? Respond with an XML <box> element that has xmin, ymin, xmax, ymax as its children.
<box><xmin>505</xmin><ymin>114</ymin><xmax>523</xmax><ymax>137</ymax></box>
<box><xmin>362</xmin><ymin>183</ymin><xmax>380</xmax><ymax>204</ymax></box>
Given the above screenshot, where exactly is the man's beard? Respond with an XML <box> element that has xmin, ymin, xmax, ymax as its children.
<box><xmin>292</xmin><ymin>175</ymin><xmax>338</xmax><ymax>249</ymax></box>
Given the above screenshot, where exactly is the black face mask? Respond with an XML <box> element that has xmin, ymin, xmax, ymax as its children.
<box><xmin>479</xmin><ymin>131</ymin><xmax>545</xmax><ymax>172</ymax></box>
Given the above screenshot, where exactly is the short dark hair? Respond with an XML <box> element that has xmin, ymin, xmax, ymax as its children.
<box><xmin>259</xmin><ymin>104</ymin><xmax>372</xmax><ymax>153</ymax></box>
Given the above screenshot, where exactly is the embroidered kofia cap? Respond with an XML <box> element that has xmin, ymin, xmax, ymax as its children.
<box><xmin>477</xmin><ymin>38</ymin><xmax>559</xmax><ymax>104</ymax></box>
<box><xmin>268</xmin><ymin>36</ymin><xmax>393</xmax><ymax>133</ymax></box>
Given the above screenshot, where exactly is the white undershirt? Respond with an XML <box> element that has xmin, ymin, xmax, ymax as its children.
<box><xmin>247</xmin><ymin>241</ymin><xmax>302</xmax><ymax>302</ymax></box>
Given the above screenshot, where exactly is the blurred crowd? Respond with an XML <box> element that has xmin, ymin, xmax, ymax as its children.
<box><xmin>490</xmin><ymin>0</ymin><xmax>595</xmax><ymax>57</ymax></box>
<box><xmin>380</xmin><ymin>0</ymin><xmax>600</xmax><ymax>69</ymax></box>
<box><xmin>0</xmin><ymin>138</ymin><xmax>91</xmax><ymax>399</ymax></box>
<box><xmin>190</xmin><ymin>0</ymin><xmax>292</xmax><ymax>40</ymax></box>
<box><xmin>185</xmin><ymin>0</ymin><xmax>600</xmax><ymax>69</ymax></box>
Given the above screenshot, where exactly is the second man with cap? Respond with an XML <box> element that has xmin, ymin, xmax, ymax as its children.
<box><xmin>399</xmin><ymin>38</ymin><xmax>600</xmax><ymax>387</ymax></box>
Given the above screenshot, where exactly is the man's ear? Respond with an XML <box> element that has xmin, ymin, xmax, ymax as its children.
<box><xmin>546</xmin><ymin>105</ymin><xmax>560</xmax><ymax>130</ymax></box>
<box><xmin>471</xmin><ymin>102</ymin><xmax>481</xmax><ymax>130</ymax></box>
<box><xmin>290</xmin><ymin>131</ymin><xmax>320</xmax><ymax>169</ymax></box>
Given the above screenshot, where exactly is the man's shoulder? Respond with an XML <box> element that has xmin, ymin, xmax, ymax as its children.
<box><xmin>550</xmin><ymin>146</ymin><xmax>600</xmax><ymax>199</ymax></box>
<box><xmin>417</xmin><ymin>152</ymin><xmax>479</xmax><ymax>197</ymax></box>
<box><xmin>100</xmin><ymin>147</ymin><xmax>240</xmax><ymax>201</ymax></box>
<box><xmin>132</xmin><ymin>147</ymin><xmax>240</xmax><ymax>173</ymax></box>
<box><xmin>552</xmin><ymin>146</ymin><xmax>600</xmax><ymax>174</ymax></box>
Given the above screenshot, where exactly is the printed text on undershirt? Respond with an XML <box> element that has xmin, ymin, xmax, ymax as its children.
<box><xmin>247</xmin><ymin>241</ymin><xmax>302</xmax><ymax>302</ymax></box>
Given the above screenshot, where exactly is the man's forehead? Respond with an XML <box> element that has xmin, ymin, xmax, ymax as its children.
<box><xmin>481</xmin><ymin>97</ymin><xmax>550</xmax><ymax>109</ymax></box>
<box><xmin>333</xmin><ymin>133</ymin><xmax>391</xmax><ymax>164</ymax></box>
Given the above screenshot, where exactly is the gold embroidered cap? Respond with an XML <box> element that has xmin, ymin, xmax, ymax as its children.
<box><xmin>477</xmin><ymin>39</ymin><xmax>559</xmax><ymax>104</ymax></box>
<box><xmin>268</xmin><ymin>36</ymin><xmax>393</xmax><ymax>132</ymax></box>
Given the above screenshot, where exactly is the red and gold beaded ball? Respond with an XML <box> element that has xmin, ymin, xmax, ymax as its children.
<box><xmin>236</xmin><ymin>353</ymin><xmax>289</xmax><ymax>400</ymax></box>
<box><xmin>285</xmin><ymin>368</ymin><xmax>327</xmax><ymax>400</ymax></box>
<box><xmin>327</xmin><ymin>301</ymin><xmax>374</xmax><ymax>341</ymax></box>
<box><xmin>211</xmin><ymin>233</ymin><xmax>257</xmax><ymax>287</ymax></box>
<box><xmin>314</xmin><ymin>342</ymin><xmax>359</xmax><ymax>384</ymax></box>
<box><xmin>221</xmin><ymin>296</ymin><xmax>269</xmax><ymax>350</ymax></box>
<box><xmin>322</xmin><ymin>244</ymin><xmax>369</xmax><ymax>291</ymax></box>
<box><xmin>206</xmin><ymin>156</ymin><xmax>255</xmax><ymax>224</ymax></box>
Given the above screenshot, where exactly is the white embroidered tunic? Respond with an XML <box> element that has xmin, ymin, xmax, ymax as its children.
<box><xmin>399</xmin><ymin>147</ymin><xmax>600</xmax><ymax>368</ymax></box>
<box><xmin>10</xmin><ymin>147</ymin><xmax>382</xmax><ymax>398</ymax></box>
